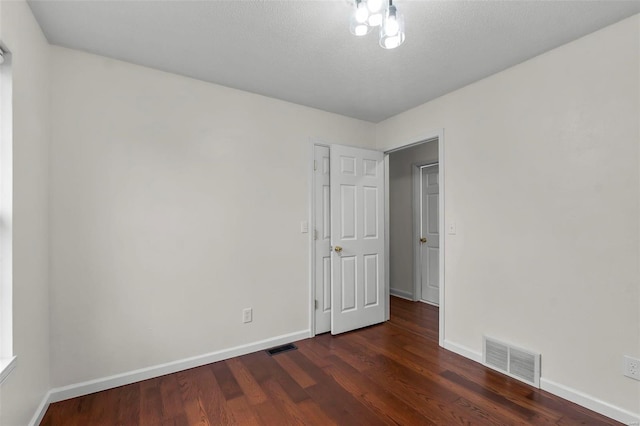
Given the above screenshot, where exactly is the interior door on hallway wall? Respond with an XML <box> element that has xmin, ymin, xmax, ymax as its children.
<box><xmin>330</xmin><ymin>145</ymin><xmax>386</xmax><ymax>335</ymax></box>
<box><xmin>420</xmin><ymin>164</ymin><xmax>440</xmax><ymax>305</ymax></box>
<box><xmin>314</xmin><ymin>145</ymin><xmax>331</xmax><ymax>334</ymax></box>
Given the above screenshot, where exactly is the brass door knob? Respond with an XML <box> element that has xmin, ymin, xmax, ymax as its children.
<box><xmin>334</xmin><ymin>246</ymin><xmax>343</xmax><ymax>253</ymax></box>
<box><xmin>419</xmin><ymin>237</ymin><xmax>427</xmax><ymax>243</ymax></box>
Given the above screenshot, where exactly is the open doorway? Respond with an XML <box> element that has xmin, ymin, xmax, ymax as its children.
<box><xmin>415</xmin><ymin>163</ymin><xmax>440</xmax><ymax>305</ymax></box>
<box><xmin>310</xmin><ymin>144</ymin><xmax>386</xmax><ymax>336</ymax></box>
<box><xmin>386</xmin><ymin>136</ymin><xmax>443</xmax><ymax>343</ymax></box>
<box><xmin>310</xmin><ymin>135</ymin><xmax>444</xmax><ymax>344</ymax></box>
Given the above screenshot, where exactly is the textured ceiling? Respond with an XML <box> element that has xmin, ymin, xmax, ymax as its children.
<box><xmin>28</xmin><ymin>0</ymin><xmax>640</xmax><ymax>123</ymax></box>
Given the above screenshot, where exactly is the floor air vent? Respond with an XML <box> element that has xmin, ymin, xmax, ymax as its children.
<box><xmin>483</xmin><ymin>336</ymin><xmax>540</xmax><ymax>387</ymax></box>
<box><xmin>266</xmin><ymin>343</ymin><xmax>297</xmax><ymax>356</ymax></box>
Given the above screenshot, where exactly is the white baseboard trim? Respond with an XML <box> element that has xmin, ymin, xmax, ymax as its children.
<box><xmin>442</xmin><ymin>338</ymin><xmax>639</xmax><ymax>425</ymax></box>
<box><xmin>34</xmin><ymin>330</ymin><xmax>640</xmax><ymax>426</ymax></box>
<box><xmin>47</xmin><ymin>329</ymin><xmax>309</xmax><ymax>404</ymax></box>
<box><xmin>0</xmin><ymin>356</ymin><xmax>17</xmax><ymax>386</ymax></box>
<box><xmin>390</xmin><ymin>288</ymin><xmax>413</xmax><ymax>300</ymax></box>
<box><xmin>540</xmin><ymin>378</ymin><xmax>640</xmax><ymax>425</ymax></box>
<box><xmin>28</xmin><ymin>390</ymin><xmax>52</xmax><ymax>426</ymax></box>
<box><xmin>443</xmin><ymin>339</ymin><xmax>483</xmax><ymax>363</ymax></box>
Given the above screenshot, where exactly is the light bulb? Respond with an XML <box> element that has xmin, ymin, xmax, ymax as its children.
<box><xmin>385</xmin><ymin>15</ymin><xmax>399</xmax><ymax>36</ymax></box>
<box><xmin>379</xmin><ymin>3</ymin><xmax>404</xmax><ymax>49</ymax></box>
<box><xmin>383</xmin><ymin>35</ymin><xmax>400</xmax><ymax>49</ymax></box>
<box><xmin>379</xmin><ymin>28</ymin><xmax>405</xmax><ymax>49</ymax></box>
<box><xmin>367</xmin><ymin>0</ymin><xmax>384</xmax><ymax>13</ymax></box>
<box><xmin>354</xmin><ymin>24</ymin><xmax>369</xmax><ymax>36</ymax></box>
<box><xmin>350</xmin><ymin>10</ymin><xmax>371</xmax><ymax>37</ymax></box>
<box><xmin>368</xmin><ymin>12</ymin><xmax>383</xmax><ymax>27</ymax></box>
<box><xmin>355</xmin><ymin>1</ymin><xmax>369</xmax><ymax>24</ymax></box>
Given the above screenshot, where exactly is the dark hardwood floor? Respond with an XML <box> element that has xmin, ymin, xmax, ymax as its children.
<box><xmin>41</xmin><ymin>297</ymin><xmax>621</xmax><ymax>425</ymax></box>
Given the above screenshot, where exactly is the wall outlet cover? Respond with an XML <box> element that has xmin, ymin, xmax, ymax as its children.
<box><xmin>242</xmin><ymin>308</ymin><xmax>253</xmax><ymax>323</ymax></box>
<box><xmin>623</xmin><ymin>355</ymin><xmax>640</xmax><ymax>380</ymax></box>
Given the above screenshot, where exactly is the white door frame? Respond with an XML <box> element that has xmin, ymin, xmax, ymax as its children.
<box><xmin>308</xmin><ymin>141</ymin><xmax>328</xmax><ymax>337</ymax></box>
<box><xmin>308</xmin><ymin>129</ymin><xmax>445</xmax><ymax>348</ymax></box>
<box><xmin>329</xmin><ymin>144</ymin><xmax>386</xmax><ymax>334</ymax></box>
<box><xmin>412</xmin><ymin>160</ymin><xmax>439</xmax><ymax>303</ymax></box>
<box><xmin>383</xmin><ymin>129</ymin><xmax>445</xmax><ymax>347</ymax></box>
<box><xmin>309</xmin><ymin>141</ymin><xmax>388</xmax><ymax>335</ymax></box>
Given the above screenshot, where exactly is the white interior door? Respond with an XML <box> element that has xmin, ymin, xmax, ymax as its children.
<box><xmin>314</xmin><ymin>145</ymin><xmax>331</xmax><ymax>334</ymax></box>
<box><xmin>420</xmin><ymin>164</ymin><xmax>440</xmax><ymax>305</ymax></box>
<box><xmin>330</xmin><ymin>144</ymin><xmax>385</xmax><ymax>335</ymax></box>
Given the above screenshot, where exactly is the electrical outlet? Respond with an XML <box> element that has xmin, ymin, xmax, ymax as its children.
<box><xmin>623</xmin><ymin>355</ymin><xmax>640</xmax><ymax>380</ymax></box>
<box><xmin>448</xmin><ymin>221</ymin><xmax>456</xmax><ymax>235</ymax></box>
<box><xmin>242</xmin><ymin>308</ymin><xmax>253</xmax><ymax>324</ymax></box>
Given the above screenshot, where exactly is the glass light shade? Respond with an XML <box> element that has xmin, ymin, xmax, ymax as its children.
<box><xmin>354</xmin><ymin>1</ymin><xmax>369</xmax><ymax>24</ymax></box>
<box><xmin>385</xmin><ymin>15</ymin><xmax>399</xmax><ymax>36</ymax></box>
<box><xmin>367</xmin><ymin>0</ymin><xmax>384</xmax><ymax>13</ymax></box>
<box><xmin>368</xmin><ymin>11</ymin><xmax>383</xmax><ymax>27</ymax></box>
<box><xmin>350</xmin><ymin>14</ymin><xmax>371</xmax><ymax>36</ymax></box>
<box><xmin>379</xmin><ymin>5</ymin><xmax>405</xmax><ymax>49</ymax></box>
<box><xmin>380</xmin><ymin>33</ymin><xmax>404</xmax><ymax>49</ymax></box>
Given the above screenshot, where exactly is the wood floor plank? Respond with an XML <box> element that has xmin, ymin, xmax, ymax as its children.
<box><xmin>260</xmin><ymin>378</ymin><xmax>311</xmax><ymax>424</ymax></box>
<box><xmin>225</xmin><ymin>396</ymin><xmax>261</xmax><ymax>425</ymax></box>
<box><xmin>302</xmin><ymin>380</ymin><xmax>389</xmax><ymax>425</ymax></box>
<box><xmin>322</xmin><ymin>353</ymin><xmax>437</xmax><ymax>425</ymax></box>
<box><xmin>190</xmin><ymin>364</ymin><xmax>234</xmax><ymax>424</ymax></box>
<box><xmin>440</xmin><ymin>369</ymin><xmax>538</xmax><ymax>421</ymax></box>
<box><xmin>252</xmin><ymin>399</ymin><xmax>291</xmax><ymax>425</ymax></box>
<box><xmin>295</xmin><ymin>399</ymin><xmax>338</xmax><ymax>426</ymax></box>
<box><xmin>140</xmin><ymin>378</ymin><xmax>164</xmax><ymax>425</ymax></box>
<box><xmin>453</xmin><ymin>396</ymin><xmax>528</xmax><ymax>426</ymax></box>
<box><xmin>159</xmin><ymin>374</ymin><xmax>186</xmax><ymax>422</ymax></box>
<box><xmin>88</xmin><ymin>386</ymin><xmax>120</xmax><ymax>425</ymax></box>
<box><xmin>226</xmin><ymin>357</ymin><xmax>268</xmax><ymax>405</ymax></box>
<box><xmin>293</xmin><ymin>337</ymin><xmax>334</xmax><ymax>368</ymax></box>
<box><xmin>160</xmin><ymin>413</ymin><xmax>190</xmax><ymax>426</ymax></box>
<box><xmin>273</xmin><ymin>351</ymin><xmax>316</xmax><ymax>389</ymax></box>
<box><xmin>117</xmin><ymin>382</ymin><xmax>141</xmax><ymax>425</ymax></box>
<box><xmin>40</xmin><ymin>297</ymin><xmax>623</xmax><ymax>426</ymax></box>
<box><xmin>210</xmin><ymin>361</ymin><xmax>244</xmax><ymax>401</ymax></box>
<box><xmin>175</xmin><ymin>368</ymin><xmax>212</xmax><ymax>426</ymax></box>
<box><xmin>240</xmin><ymin>351</ymin><xmax>310</xmax><ymax>404</ymax></box>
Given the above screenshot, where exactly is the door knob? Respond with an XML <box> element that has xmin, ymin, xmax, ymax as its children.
<box><xmin>419</xmin><ymin>237</ymin><xmax>427</xmax><ymax>243</ymax></box>
<box><xmin>334</xmin><ymin>246</ymin><xmax>343</xmax><ymax>253</ymax></box>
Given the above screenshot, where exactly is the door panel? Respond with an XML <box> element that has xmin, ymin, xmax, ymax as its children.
<box><xmin>341</xmin><ymin>256</ymin><xmax>357</xmax><ymax>311</ymax></box>
<box><xmin>322</xmin><ymin>257</ymin><xmax>331</xmax><ymax>311</ymax></box>
<box><xmin>330</xmin><ymin>145</ymin><xmax>385</xmax><ymax>335</ymax></box>
<box><xmin>340</xmin><ymin>185</ymin><xmax>357</xmax><ymax>239</ymax></box>
<box><xmin>314</xmin><ymin>146</ymin><xmax>331</xmax><ymax>334</ymax></box>
<box><xmin>420</xmin><ymin>165</ymin><xmax>440</xmax><ymax>305</ymax></box>
<box><xmin>364</xmin><ymin>254</ymin><xmax>379</xmax><ymax>307</ymax></box>
<box><xmin>363</xmin><ymin>187</ymin><xmax>379</xmax><ymax>238</ymax></box>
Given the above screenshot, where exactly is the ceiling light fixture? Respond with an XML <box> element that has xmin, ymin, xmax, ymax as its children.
<box><xmin>350</xmin><ymin>0</ymin><xmax>405</xmax><ymax>49</ymax></box>
<box><xmin>350</xmin><ymin>0</ymin><xmax>371</xmax><ymax>36</ymax></box>
<box><xmin>380</xmin><ymin>1</ymin><xmax>405</xmax><ymax>49</ymax></box>
<box><xmin>367</xmin><ymin>0</ymin><xmax>384</xmax><ymax>27</ymax></box>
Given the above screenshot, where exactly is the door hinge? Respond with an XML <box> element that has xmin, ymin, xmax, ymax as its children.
<box><xmin>314</xmin><ymin>299</ymin><xmax>319</xmax><ymax>310</ymax></box>
<box><xmin>314</xmin><ymin>229</ymin><xmax>318</xmax><ymax>240</ymax></box>
<box><xmin>314</xmin><ymin>160</ymin><xmax>317</xmax><ymax>171</ymax></box>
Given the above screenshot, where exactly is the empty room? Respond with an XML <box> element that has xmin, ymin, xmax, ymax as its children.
<box><xmin>0</xmin><ymin>0</ymin><xmax>639</xmax><ymax>425</ymax></box>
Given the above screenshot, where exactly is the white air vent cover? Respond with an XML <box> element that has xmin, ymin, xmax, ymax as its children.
<box><xmin>483</xmin><ymin>336</ymin><xmax>540</xmax><ymax>387</ymax></box>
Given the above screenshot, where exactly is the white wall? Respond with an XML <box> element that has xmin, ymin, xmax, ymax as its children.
<box><xmin>376</xmin><ymin>15</ymin><xmax>640</xmax><ymax>418</ymax></box>
<box><xmin>49</xmin><ymin>46</ymin><xmax>375</xmax><ymax>387</ymax></box>
<box><xmin>0</xmin><ymin>1</ymin><xmax>51</xmax><ymax>425</ymax></box>
<box><xmin>389</xmin><ymin>141</ymin><xmax>438</xmax><ymax>298</ymax></box>
<box><xmin>6</xmin><ymin>5</ymin><xmax>637</xmax><ymax>422</ymax></box>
